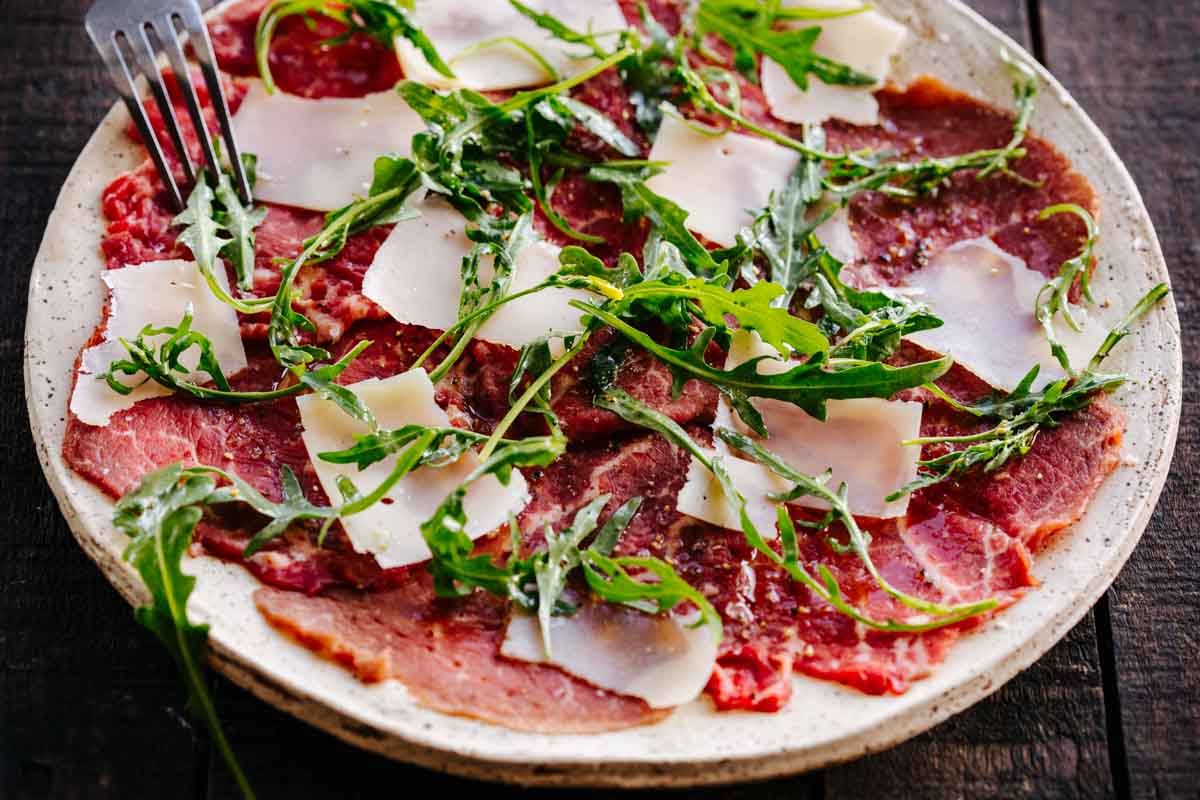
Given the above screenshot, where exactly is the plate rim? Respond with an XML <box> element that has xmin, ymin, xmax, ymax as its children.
<box><xmin>23</xmin><ymin>0</ymin><xmax>1183</xmax><ymax>788</ymax></box>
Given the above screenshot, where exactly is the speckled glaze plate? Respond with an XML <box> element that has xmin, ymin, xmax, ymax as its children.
<box><xmin>24</xmin><ymin>0</ymin><xmax>1182</xmax><ymax>788</ymax></box>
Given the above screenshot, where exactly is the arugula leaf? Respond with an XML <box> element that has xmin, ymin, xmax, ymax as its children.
<box><xmin>596</xmin><ymin>388</ymin><xmax>990</xmax><ymax>632</ymax></box>
<box><xmin>824</xmin><ymin>55</ymin><xmax>1040</xmax><ymax>198</ymax></box>
<box><xmin>577</xmin><ymin>301</ymin><xmax>950</xmax><ymax>426</ymax></box>
<box><xmin>103</xmin><ymin>319</ymin><xmax>371</xmax><ymax>406</ymax></box>
<box><xmin>213</xmin><ymin>155</ymin><xmax>268</xmax><ymax>291</ymax></box>
<box><xmin>425</xmin><ymin>213</ymin><xmax>539</xmax><ymax>382</ymax></box>
<box><xmin>696</xmin><ymin>2</ymin><xmax>875</xmax><ymax>90</ymax></box>
<box><xmin>174</xmin><ymin>174</ymin><xmax>270</xmax><ymax>316</ymax></box>
<box><xmin>268</xmin><ymin>159</ymin><xmax>424</xmax><ymax>370</ymax></box>
<box><xmin>745</xmin><ymin>126</ymin><xmax>829</xmax><ymax>307</ymax></box>
<box><xmin>255</xmin><ymin>0</ymin><xmax>452</xmax><ymax>94</ymax></box>
<box><xmin>317</xmin><ymin>424</ymin><xmax>489</xmax><ymax>471</ymax></box>
<box><xmin>618</xmin><ymin>5</ymin><xmax>681</xmax><ymax>134</ymax></box>
<box><xmin>580</xmin><ymin>549</ymin><xmax>721</xmax><ymax>632</ymax></box>
<box><xmin>296</xmin><ymin>346</ymin><xmax>379</xmax><ymax>428</ymax></box>
<box><xmin>554</xmin><ymin>96</ymin><xmax>641</xmax><ymax>157</ymax></box>
<box><xmin>534</xmin><ymin>494</ymin><xmax>609</xmax><ymax>656</ymax></box>
<box><xmin>613</xmin><ymin>276</ymin><xmax>830</xmax><ymax>358</ymax></box>
<box><xmin>587</xmin><ymin>164</ymin><xmax>724</xmax><ymax>277</ymax></box>
<box><xmin>113</xmin><ymin>464</ymin><xmax>255</xmax><ymax>799</ymax></box>
<box><xmin>590</xmin><ymin>496</ymin><xmax>644</xmax><ymax>556</ymax></box>
<box><xmin>718</xmin><ymin>427</ymin><xmax>995</xmax><ymax>620</ymax></box>
<box><xmin>221</xmin><ymin>466</ymin><xmax>338</xmax><ymax>557</ymax></box>
<box><xmin>482</xmin><ymin>330</ymin><xmax>594</xmax><ymax>459</ymax></box>
<box><xmin>1035</xmin><ymin>203</ymin><xmax>1099</xmax><ymax>373</ymax></box>
<box><xmin>509</xmin><ymin>0</ymin><xmax>611</xmax><ymax>58</ymax></box>
<box><xmin>891</xmin><ymin>283</ymin><xmax>1170</xmax><ymax>498</ymax></box>
<box><xmin>423</xmin><ymin>433</ymin><xmax>569</xmax><ymax>597</ymax></box>
<box><xmin>508</xmin><ymin>329</ymin><xmax>579</xmax><ymax>436</ymax></box>
<box><xmin>806</xmin><ymin>247</ymin><xmax>943</xmax><ymax>362</ymax></box>
<box><xmin>977</xmin><ymin>54</ymin><xmax>1039</xmax><ymax>181</ymax></box>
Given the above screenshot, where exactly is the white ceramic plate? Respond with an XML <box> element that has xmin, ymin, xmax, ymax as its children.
<box><xmin>24</xmin><ymin>0</ymin><xmax>1182</xmax><ymax>788</ymax></box>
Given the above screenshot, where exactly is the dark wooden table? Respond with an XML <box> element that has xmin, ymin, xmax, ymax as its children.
<box><xmin>2</xmin><ymin>1</ymin><xmax>1196</xmax><ymax>798</ymax></box>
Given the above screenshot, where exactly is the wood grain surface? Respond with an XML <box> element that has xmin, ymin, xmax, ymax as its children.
<box><xmin>1</xmin><ymin>1</ymin><xmax>1195</xmax><ymax>798</ymax></box>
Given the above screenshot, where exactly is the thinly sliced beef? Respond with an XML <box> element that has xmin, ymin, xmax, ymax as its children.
<box><xmin>947</xmin><ymin>400</ymin><xmax>1124</xmax><ymax>549</ymax></box>
<box><xmin>62</xmin><ymin>0</ymin><xmax>1133</xmax><ymax>729</ymax></box>
<box><xmin>828</xmin><ymin>77</ymin><xmax>1098</xmax><ymax>287</ymax></box>
<box><xmin>63</xmin><ymin>346</ymin><xmax>303</xmax><ymax>500</ymax></box>
<box><xmin>255</xmin><ymin>580</ymin><xmax>665</xmax><ymax>733</ymax></box>
<box><xmin>209</xmin><ymin>0</ymin><xmax>403</xmax><ymax>97</ymax></box>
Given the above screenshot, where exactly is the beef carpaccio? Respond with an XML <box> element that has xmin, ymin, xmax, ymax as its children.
<box><xmin>62</xmin><ymin>0</ymin><xmax>1133</xmax><ymax>733</ymax></box>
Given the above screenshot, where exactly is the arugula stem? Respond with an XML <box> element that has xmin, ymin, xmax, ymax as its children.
<box><xmin>418</xmin><ymin>284</ymin><xmax>553</xmax><ymax>377</ymax></box>
<box><xmin>339</xmin><ymin>430</ymin><xmax>437</xmax><ymax>516</ymax></box>
<box><xmin>716</xmin><ymin>427</ymin><xmax>997</xmax><ymax>621</ymax></box>
<box><xmin>451</xmin><ymin>35</ymin><xmax>560</xmax><ymax>81</ymax></box>
<box><xmin>154</xmin><ymin>516</ymin><xmax>256</xmax><ymax>800</ymax></box>
<box><xmin>597</xmin><ymin>388</ymin><xmax>993</xmax><ymax>632</ymax></box>
<box><xmin>479</xmin><ymin>330</ymin><xmax>591</xmax><ymax>460</ymax></box>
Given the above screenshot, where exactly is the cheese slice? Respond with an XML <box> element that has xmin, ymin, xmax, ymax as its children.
<box><xmin>645</xmin><ymin>114</ymin><xmax>801</xmax><ymax>246</ymax></box>
<box><xmin>396</xmin><ymin>0</ymin><xmax>629</xmax><ymax>91</ymax></box>
<box><xmin>761</xmin><ymin>2</ymin><xmax>907</xmax><ymax>125</ymax></box>
<box><xmin>70</xmin><ymin>259</ymin><xmax>247</xmax><ymax>427</ymax></box>
<box><xmin>232</xmin><ymin>80</ymin><xmax>426</xmax><ymax>211</ymax></box>
<box><xmin>813</xmin><ymin>206</ymin><xmax>860</xmax><ymax>265</ymax></box>
<box><xmin>903</xmin><ymin>237</ymin><xmax>1108</xmax><ymax>392</ymax></box>
<box><xmin>676</xmin><ymin>330</ymin><xmax>922</xmax><ymax>529</ymax></box>
<box><xmin>676</xmin><ymin>451</ymin><xmax>790</xmax><ymax>538</ymax></box>
<box><xmin>361</xmin><ymin>192</ymin><xmax>591</xmax><ymax>346</ymax></box>
<box><xmin>502</xmin><ymin>603</ymin><xmax>719</xmax><ymax>708</ymax></box>
<box><xmin>297</xmin><ymin>369</ymin><xmax>529</xmax><ymax>569</ymax></box>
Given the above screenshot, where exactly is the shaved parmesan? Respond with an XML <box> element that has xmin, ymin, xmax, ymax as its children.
<box><xmin>677</xmin><ymin>330</ymin><xmax>922</xmax><ymax>530</ymax></box>
<box><xmin>813</xmin><ymin>206</ymin><xmax>860</xmax><ymax>266</ymax></box>
<box><xmin>725</xmin><ymin>396</ymin><xmax>923</xmax><ymax>518</ymax></box>
<box><xmin>362</xmin><ymin>193</ymin><xmax>590</xmax><ymax>346</ymax></box>
<box><xmin>397</xmin><ymin>0</ymin><xmax>629</xmax><ymax>91</ymax></box>
<box><xmin>297</xmin><ymin>369</ymin><xmax>528</xmax><ymax>569</ymax></box>
<box><xmin>232</xmin><ymin>81</ymin><xmax>425</xmax><ymax>211</ymax></box>
<box><xmin>903</xmin><ymin>237</ymin><xmax>1107</xmax><ymax>391</ymax></box>
<box><xmin>70</xmin><ymin>260</ymin><xmax>247</xmax><ymax>427</ymax></box>
<box><xmin>761</xmin><ymin>3</ymin><xmax>907</xmax><ymax>125</ymax></box>
<box><xmin>676</xmin><ymin>452</ymin><xmax>789</xmax><ymax>538</ymax></box>
<box><xmin>502</xmin><ymin>603</ymin><xmax>719</xmax><ymax>708</ymax></box>
<box><xmin>645</xmin><ymin>114</ymin><xmax>800</xmax><ymax>246</ymax></box>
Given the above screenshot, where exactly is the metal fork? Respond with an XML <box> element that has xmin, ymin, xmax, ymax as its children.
<box><xmin>85</xmin><ymin>0</ymin><xmax>251</xmax><ymax>210</ymax></box>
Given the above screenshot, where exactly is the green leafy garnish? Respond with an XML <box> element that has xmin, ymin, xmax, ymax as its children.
<box><xmin>102</xmin><ymin>316</ymin><xmax>372</xmax><ymax>407</ymax></box>
<box><xmin>596</xmin><ymin>388</ymin><xmax>992</xmax><ymax>631</ymax></box>
<box><xmin>824</xmin><ymin>55</ymin><xmax>1040</xmax><ymax>198</ymax></box>
<box><xmin>1035</xmin><ymin>203</ymin><xmax>1099</xmax><ymax>374</ymax></box>
<box><xmin>695</xmin><ymin>0</ymin><xmax>876</xmax><ymax>90</ymax></box>
<box><xmin>718</xmin><ymin>427</ymin><xmax>995</xmax><ymax>621</ymax></box>
<box><xmin>113</xmin><ymin>465</ymin><xmax>256</xmax><ymax>800</ymax></box>
<box><xmin>509</xmin><ymin>0</ymin><xmax>613</xmax><ymax>59</ymax></box>
<box><xmin>588</xmin><ymin>164</ymin><xmax>725</xmax><ymax>277</ymax></box>
<box><xmin>890</xmin><ymin>283</ymin><xmax>1170</xmax><ymax>498</ymax></box>
<box><xmin>577</xmin><ymin>300</ymin><xmax>949</xmax><ymax>430</ymax></box>
<box><xmin>255</xmin><ymin>0</ymin><xmax>453</xmax><ymax>94</ymax></box>
<box><xmin>173</xmin><ymin>171</ymin><xmax>271</xmax><ymax>315</ymax></box>
<box><xmin>213</xmin><ymin>156</ymin><xmax>268</xmax><ymax>291</ymax></box>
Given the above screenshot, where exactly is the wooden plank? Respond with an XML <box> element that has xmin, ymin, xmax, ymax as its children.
<box><xmin>204</xmin><ymin>681</ymin><xmax>822</xmax><ymax>799</ymax></box>
<box><xmin>824</xmin><ymin>2</ymin><xmax>1116</xmax><ymax>796</ymax></box>
<box><xmin>0</xmin><ymin>3</ymin><xmax>204</xmax><ymax>798</ymax></box>
<box><xmin>824</xmin><ymin>615</ymin><xmax>1114</xmax><ymax>800</ymax></box>
<box><xmin>970</xmin><ymin>0</ymin><xmax>1034</xmax><ymax>49</ymax></box>
<box><xmin>1037</xmin><ymin>1</ymin><xmax>1200</xmax><ymax>798</ymax></box>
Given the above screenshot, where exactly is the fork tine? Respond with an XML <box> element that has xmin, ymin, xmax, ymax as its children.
<box><xmin>157</xmin><ymin>12</ymin><xmax>222</xmax><ymax>182</ymax></box>
<box><xmin>129</xmin><ymin>22</ymin><xmax>196</xmax><ymax>186</ymax></box>
<box><xmin>177</xmin><ymin>4</ymin><xmax>252</xmax><ymax>204</ymax></box>
<box><xmin>88</xmin><ymin>31</ymin><xmax>184</xmax><ymax>210</ymax></box>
